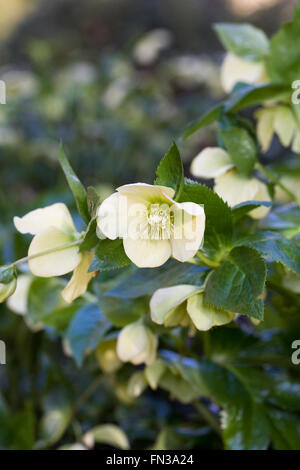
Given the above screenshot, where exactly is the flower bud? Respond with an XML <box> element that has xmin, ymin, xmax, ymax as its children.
<box><xmin>117</xmin><ymin>322</ymin><xmax>157</xmax><ymax>365</ymax></box>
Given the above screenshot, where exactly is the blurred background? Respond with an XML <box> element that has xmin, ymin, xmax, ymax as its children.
<box><xmin>0</xmin><ymin>0</ymin><xmax>297</xmax><ymax>450</ymax></box>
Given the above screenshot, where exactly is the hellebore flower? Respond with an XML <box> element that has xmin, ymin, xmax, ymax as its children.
<box><xmin>117</xmin><ymin>322</ymin><xmax>157</xmax><ymax>365</ymax></box>
<box><xmin>190</xmin><ymin>147</ymin><xmax>271</xmax><ymax>219</ymax></box>
<box><xmin>14</xmin><ymin>203</ymin><xmax>95</xmax><ymax>303</ymax></box>
<box><xmin>150</xmin><ymin>284</ymin><xmax>234</xmax><ymax>331</ymax></box>
<box><xmin>255</xmin><ymin>105</ymin><xmax>300</xmax><ymax>153</ymax></box>
<box><xmin>97</xmin><ymin>183</ymin><xmax>205</xmax><ymax>268</ymax></box>
<box><xmin>221</xmin><ymin>52</ymin><xmax>268</xmax><ymax>93</ymax></box>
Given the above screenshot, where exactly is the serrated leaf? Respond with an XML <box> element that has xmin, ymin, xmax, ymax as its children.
<box><xmin>80</xmin><ymin>219</ymin><xmax>98</xmax><ymax>252</ymax></box>
<box><xmin>231</xmin><ymin>200</ymin><xmax>271</xmax><ymax>222</ymax></box>
<box><xmin>235</xmin><ymin>231</ymin><xmax>300</xmax><ymax>274</ymax></box>
<box><xmin>66</xmin><ymin>303</ymin><xmax>111</xmax><ymax>367</ymax></box>
<box><xmin>220</xmin><ymin>127</ymin><xmax>257</xmax><ymax>177</ymax></box>
<box><xmin>89</xmin><ymin>239</ymin><xmax>131</xmax><ymax>271</ymax></box>
<box><xmin>214</xmin><ymin>23</ymin><xmax>269</xmax><ymax>61</ymax></box>
<box><xmin>183</xmin><ymin>104</ymin><xmax>223</xmax><ymax>139</ymax></box>
<box><xmin>87</xmin><ymin>186</ymin><xmax>100</xmax><ymax>218</ymax></box>
<box><xmin>204</xmin><ymin>246</ymin><xmax>266</xmax><ymax>319</ymax></box>
<box><xmin>58</xmin><ymin>145</ymin><xmax>89</xmax><ymax>223</ymax></box>
<box><xmin>179</xmin><ymin>179</ymin><xmax>233</xmax><ymax>258</ymax></box>
<box><xmin>155</xmin><ymin>142</ymin><xmax>184</xmax><ymax>199</ymax></box>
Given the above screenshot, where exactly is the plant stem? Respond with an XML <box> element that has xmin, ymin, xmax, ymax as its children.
<box><xmin>196</xmin><ymin>251</ymin><xmax>219</xmax><ymax>268</ymax></box>
<box><xmin>10</xmin><ymin>239</ymin><xmax>83</xmax><ymax>268</ymax></box>
<box><xmin>193</xmin><ymin>400</ymin><xmax>222</xmax><ymax>437</ymax></box>
<box><xmin>257</xmin><ymin>163</ymin><xmax>300</xmax><ymax>206</ymax></box>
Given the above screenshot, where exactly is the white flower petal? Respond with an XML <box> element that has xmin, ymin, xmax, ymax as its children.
<box><xmin>171</xmin><ymin>202</ymin><xmax>205</xmax><ymax>261</ymax></box>
<box><xmin>28</xmin><ymin>227</ymin><xmax>81</xmax><ymax>277</ymax></box>
<box><xmin>117</xmin><ymin>322</ymin><xmax>157</xmax><ymax>365</ymax></box>
<box><xmin>186</xmin><ymin>293</ymin><xmax>214</xmax><ymax>331</ymax></box>
<box><xmin>14</xmin><ymin>203</ymin><xmax>76</xmax><ymax>235</ymax></box>
<box><xmin>123</xmin><ymin>237</ymin><xmax>171</xmax><ymax>268</ymax></box>
<box><xmin>214</xmin><ymin>169</ymin><xmax>258</xmax><ymax>207</ymax></box>
<box><xmin>190</xmin><ymin>147</ymin><xmax>234</xmax><ymax>179</ymax></box>
<box><xmin>150</xmin><ymin>284</ymin><xmax>201</xmax><ymax>325</ymax></box>
<box><xmin>117</xmin><ymin>183</ymin><xmax>175</xmax><ymax>204</ymax></box>
<box><xmin>61</xmin><ymin>251</ymin><xmax>95</xmax><ymax>303</ymax></box>
<box><xmin>6</xmin><ymin>274</ymin><xmax>32</xmax><ymax>315</ymax></box>
<box><xmin>221</xmin><ymin>52</ymin><xmax>267</xmax><ymax>93</ymax></box>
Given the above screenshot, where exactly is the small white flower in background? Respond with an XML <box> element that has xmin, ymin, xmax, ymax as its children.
<box><xmin>275</xmin><ymin>175</ymin><xmax>300</xmax><ymax>203</ymax></box>
<box><xmin>97</xmin><ymin>183</ymin><xmax>205</xmax><ymax>268</ymax></box>
<box><xmin>150</xmin><ymin>285</ymin><xmax>234</xmax><ymax>331</ymax></box>
<box><xmin>0</xmin><ymin>277</ymin><xmax>17</xmax><ymax>303</ymax></box>
<box><xmin>14</xmin><ymin>203</ymin><xmax>95</xmax><ymax>303</ymax></box>
<box><xmin>190</xmin><ymin>147</ymin><xmax>271</xmax><ymax>219</ymax></box>
<box><xmin>0</xmin><ymin>68</ymin><xmax>39</xmax><ymax>99</ymax></box>
<box><xmin>255</xmin><ymin>105</ymin><xmax>300</xmax><ymax>153</ymax></box>
<box><xmin>133</xmin><ymin>29</ymin><xmax>173</xmax><ymax>66</ymax></box>
<box><xmin>117</xmin><ymin>322</ymin><xmax>157</xmax><ymax>366</ymax></box>
<box><xmin>220</xmin><ymin>52</ymin><xmax>268</xmax><ymax>93</ymax></box>
<box><xmin>6</xmin><ymin>274</ymin><xmax>32</xmax><ymax>314</ymax></box>
<box><xmin>96</xmin><ymin>339</ymin><xmax>122</xmax><ymax>373</ymax></box>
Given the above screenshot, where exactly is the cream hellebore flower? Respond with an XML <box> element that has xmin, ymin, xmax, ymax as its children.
<box><xmin>97</xmin><ymin>183</ymin><xmax>205</xmax><ymax>268</ymax></box>
<box><xmin>150</xmin><ymin>284</ymin><xmax>234</xmax><ymax>331</ymax></box>
<box><xmin>14</xmin><ymin>203</ymin><xmax>95</xmax><ymax>303</ymax></box>
<box><xmin>116</xmin><ymin>322</ymin><xmax>157</xmax><ymax>366</ymax></box>
<box><xmin>255</xmin><ymin>105</ymin><xmax>300</xmax><ymax>153</ymax></box>
<box><xmin>190</xmin><ymin>147</ymin><xmax>271</xmax><ymax>219</ymax></box>
<box><xmin>220</xmin><ymin>52</ymin><xmax>268</xmax><ymax>93</ymax></box>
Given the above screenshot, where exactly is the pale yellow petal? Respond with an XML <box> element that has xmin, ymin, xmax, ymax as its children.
<box><xmin>117</xmin><ymin>323</ymin><xmax>149</xmax><ymax>363</ymax></box>
<box><xmin>14</xmin><ymin>203</ymin><xmax>76</xmax><ymax>235</ymax></box>
<box><xmin>214</xmin><ymin>170</ymin><xmax>258</xmax><ymax>207</ymax></box>
<box><xmin>255</xmin><ymin>107</ymin><xmax>275</xmax><ymax>152</ymax></box>
<box><xmin>190</xmin><ymin>147</ymin><xmax>234</xmax><ymax>179</ymax></box>
<box><xmin>123</xmin><ymin>237</ymin><xmax>171</xmax><ymax>268</ymax></box>
<box><xmin>221</xmin><ymin>52</ymin><xmax>267</xmax><ymax>93</ymax></box>
<box><xmin>250</xmin><ymin>181</ymin><xmax>271</xmax><ymax>219</ymax></box>
<box><xmin>61</xmin><ymin>251</ymin><xmax>95</xmax><ymax>303</ymax></box>
<box><xmin>97</xmin><ymin>192</ymin><xmax>122</xmax><ymax>240</ymax></box>
<box><xmin>28</xmin><ymin>227</ymin><xmax>81</xmax><ymax>277</ymax></box>
<box><xmin>117</xmin><ymin>183</ymin><xmax>175</xmax><ymax>204</ymax></box>
<box><xmin>186</xmin><ymin>293</ymin><xmax>215</xmax><ymax>331</ymax></box>
<box><xmin>150</xmin><ymin>284</ymin><xmax>200</xmax><ymax>325</ymax></box>
<box><xmin>273</xmin><ymin>106</ymin><xmax>296</xmax><ymax>148</ymax></box>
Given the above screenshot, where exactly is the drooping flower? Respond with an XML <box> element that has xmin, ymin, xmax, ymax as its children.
<box><xmin>97</xmin><ymin>183</ymin><xmax>205</xmax><ymax>268</ymax></box>
<box><xmin>96</xmin><ymin>339</ymin><xmax>122</xmax><ymax>373</ymax></box>
<box><xmin>221</xmin><ymin>52</ymin><xmax>268</xmax><ymax>93</ymax></box>
<box><xmin>14</xmin><ymin>203</ymin><xmax>95</xmax><ymax>302</ymax></box>
<box><xmin>150</xmin><ymin>284</ymin><xmax>234</xmax><ymax>331</ymax></box>
<box><xmin>190</xmin><ymin>147</ymin><xmax>271</xmax><ymax>219</ymax></box>
<box><xmin>255</xmin><ymin>105</ymin><xmax>300</xmax><ymax>153</ymax></box>
<box><xmin>116</xmin><ymin>322</ymin><xmax>157</xmax><ymax>366</ymax></box>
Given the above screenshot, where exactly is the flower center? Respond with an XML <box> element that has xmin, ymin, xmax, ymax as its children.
<box><xmin>146</xmin><ymin>204</ymin><xmax>172</xmax><ymax>240</ymax></box>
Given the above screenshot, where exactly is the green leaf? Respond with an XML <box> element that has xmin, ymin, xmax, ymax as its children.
<box><xmin>97</xmin><ymin>295</ymin><xmax>143</xmax><ymax>327</ymax></box>
<box><xmin>183</xmin><ymin>104</ymin><xmax>223</xmax><ymax>139</ymax></box>
<box><xmin>42</xmin><ymin>304</ymin><xmax>80</xmax><ymax>332</ymax></box>
<box><xmin>58</xmin><ymin>144</ymin><xmax>89</xmax><ymax>223</ymax></box>
<box><xmin>12</xmin><ymin>403</ymin><xmax>35</xmax><ymax>450</ymax></box>
<box><xmin>27</xmin><ymin>278</ymin><xmax>64</xmax><ymax>329</ymax></box>
<box><xmin>224</xmin><ymin>83</ymin><xmax>290</xmax><ymax>113</ymax></box>
<box><xmin>220</xmin><ymin>127</ymin><xmax>257</xmax><ymax>177</ymax></box>
<box><xmin>89</xmin><ymin>239</ymin><xmax>131</xmax><ymax>271</ymax></box>
<box><xmin>204</xmin><ymin>246</ymin><xmax>266</xmax><ymax>319</ymax></box>
<box><xmin>86</xmin><ymin>186</ymin><xmax>100</xmax><ymax>218</ymax></box>
<box><xmin>107</xmin><ymin>259</ymin><xmax>208</xmax><ymax>298</ymax></box>
<box><xmin>83</xmin><ymin>425</ymin><xmax>130</xmax><ymax>450</ymax></box>
<box><xmin>235</xmin><ymin>231</ymin><xmax>300</xmax><ymax>274</ymax></box>
<box><xmin>268</xmin><ymin>407</ymin><xmax>300</xmax><ymax>450</ymax></box>
<box><xmin>0</xmin><ymin>266</ymin><xmax>16</xmax><ymax>284</ymax></box>
<box><xmin>155</xmin><ymin>142</ymin><xmax>184</xmax><ymax>199</ymax></box>
<box><xmin>214</xmin><ymin>23</ymin><xmax>269</xmax><ymax>61</ymax></box>
<box><xmin>266</xmin><ymin>3</ymin><xmax>300</xmax><ymax>83</ymax></box>
<box><xmin>179</xmin><ymin>179</ymin><xmax>233</xmax><ymax>258</ymax></box>
<box><xmin>66</xmin><ymin>303</ymin><xmax>111</xmax><ymax>367</ymax></box>
<box><xmin>231</xmin><ymin>200</ymin><xmax>271</xmax><ymax>222</ymax></box>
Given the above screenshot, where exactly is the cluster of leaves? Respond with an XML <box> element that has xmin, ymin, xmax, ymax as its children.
<box><xmin>2</xmin><ymin>2</ymin><xmax>300</xmax><ymax>451</ymax></box>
